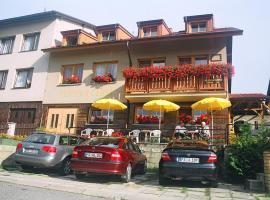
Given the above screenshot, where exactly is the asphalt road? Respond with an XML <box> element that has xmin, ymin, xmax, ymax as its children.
<box><xmin>0</xmin><ymin>181</ymin><xmax>110</xmax><ymax>200</ymax></box>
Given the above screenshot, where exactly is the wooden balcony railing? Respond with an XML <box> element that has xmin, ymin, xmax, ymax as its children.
<box><xmin>125</xmin><ymin>75</ymin><xmax>227</xmax><ymax>93</ymax></box>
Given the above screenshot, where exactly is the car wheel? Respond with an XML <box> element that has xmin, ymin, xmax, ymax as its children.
<box><xmin>74</xmin><ymin>172</ymin><xmax>86</xmax><ymax>180</ymax></box>
<box><xmin>20</xmin><ymin>164</ymin><xmax>34</xmax><ymax>171</ymax></box>
<box><xmin>139</xmin><ymin>160</ymin><xmax>147</xmax><ymax>174</ymax></box>
<box><xmin>121</xmin><ymin>163</ymin><xmax>132</xmax><ymax>183</ymax></box>
<box><xmin>210</xmin><ymin>180</ymin><xmax>218</xmax><ymax>188</ymax></box>
<box><xmin>159</xmin><ymin>175</ymin><xmax>170</xmax><ymax>186</ymax></box>
<box><xmin>58</xmin><ymin>157</ymin><xmax>72</xmax><ymax>176</ymax></box>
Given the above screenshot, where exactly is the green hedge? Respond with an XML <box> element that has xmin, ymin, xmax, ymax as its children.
<box><xmin>225</xmin><ymin>123</ymin><xmax>270</xmax><ymax>182</ymax></box>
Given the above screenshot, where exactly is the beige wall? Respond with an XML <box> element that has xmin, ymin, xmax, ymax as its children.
<box><xmin>44</xmin><ymin>37</ymin><xmax>228</xmax><ymax>105</ymax></box>
<box><xmin>44</xmin><ymin>45</ymin><xmax>130</xmax><ymax>104</ymax></box>
<box><xmin>116</xmin><ymin>28</ymin><xmax>132</xmax><ymax>40</ymax></box>
<box><xmin>130</xmin><ymin>37</ymin><xmax>227</xmax><ymax>65</ymax></box>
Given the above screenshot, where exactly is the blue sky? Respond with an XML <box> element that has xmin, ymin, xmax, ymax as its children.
<box><xmin>1</xmin><ymin>0</ymin><xmax>269</xmax><ymax>94</ymax></box>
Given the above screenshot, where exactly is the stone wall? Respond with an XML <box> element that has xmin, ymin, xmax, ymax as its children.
<box><xmin>0</xmin><ymin>145</ymin><xmax>16</xmax><ymax>167</ymax></box>
<box><xmin>138</xmin><ymin>143</ymin><xmax>167</xmax><ymax>168</ymax></box>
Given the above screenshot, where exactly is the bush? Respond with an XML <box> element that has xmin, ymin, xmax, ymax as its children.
<box><xmin>0</xmin><ymin>133</ymin><xmax>27</xmax><ymax>141</ymax></box>
<box><xmin>225</xmin><ymin>123</ymin><xmax>270</xmax><ymax>182</ymax></box>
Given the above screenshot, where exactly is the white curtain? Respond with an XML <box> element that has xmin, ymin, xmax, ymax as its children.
<box><xmin>15</xmin><ymin>71</ymin><xmax>28</xmax><ymax>87</ymax></box>
<box><xmin>63</xmin><ymin>67</ymin><xmax>73</xmax><ymax>79</ymax></box>
<box><xmin>95</xmin><ymin>65</ymin><xmax>106</xmax><ymax>76</ymax></box>
<box><xmin>107</xmin><ymin>63</ymin><xmax>117</xmax><ymax>78</ymax></box>
<box><xmin>0</xmin><ymin>39</ymin><xmax>13</xmax><ymax>54</ymax></box>
<box><xmin>74</xmin><ymin>66</ymin><xmax>83</xmax><ymax>81</ymax></box>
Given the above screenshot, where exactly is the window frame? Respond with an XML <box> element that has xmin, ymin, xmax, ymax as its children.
<box><xmin>9</xmin><ymin>108</ymin><xmax>36</xmax><ymax>124</ymax></box>
<box><xmin>102</xmin><ymin>31</ymin><xmax>116</xmax><ymax>41</ymax></box>
<box><xmin>61</xmin><ymin>63</ymin><xmax>84</xmax><ymax>84</ymax></box>
<box><xmin>14</xmin><ymin>68</ymin><xmax>34</xmax><ymax>89</ymax></box>
<box><xmin>134</xmin><ymin>105</ymin><xmax>164</xmax><ymax>124</ymax></box>
<box><xmin>191</xmin><ymin>22</ymin><xmax>207</xmax><ymax>33</ymax></box>
<box><xmin>0</xmin><ymin>70</ymin><xmax>8</xmax><ymax>89</ymax></box>
<box><xmin>0</xmin><ymin>36</ymin><xmax>15</xmax><ymax>55</ymax></box>
<box><xmin>138</xmin><ymin>57</ymin><xmax>166</xmax><ymax>67</ymax></box>
<box><xmin>89</xmin><ymin>109</ymin><xmax>114</xmax><ymax>124</ymax></box>
<box><xmin>66</xmin><ymin>35</ymin><xmax>78</xmax><ymax>46</ymax></box>
<box><xmin>178</xmin><ymin>55</ymin><xmax>209</xmax><ymax>65</ymax></box>
<box><xmin>143</xmin><ymin>26</ymin><xmax>158</xmax><ymax>37</ymax></box>
<box><xmin>93</xmin><ymin>61</ymin><xmax>118</xmax><ymax>80</ymax></box>
<box><xmin>21</xmin><ymin>32</ymin><xmax>40</xmax><ymax>52</ymax></box>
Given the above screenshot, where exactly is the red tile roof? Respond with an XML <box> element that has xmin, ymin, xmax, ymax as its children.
<box><xmin>230</xmin><ymin>93</ymin><xmax>268</xmax><ymax>100</ymax></box>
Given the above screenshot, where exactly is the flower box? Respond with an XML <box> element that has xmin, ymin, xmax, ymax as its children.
<box><xmin>136</xmin><ymin>115</ymin><xmax>160</xmax><ymax>124</ymax></box>
<box><xmin>62</xmin><ymin>75</ymin><xmax>81</xmax><ymax>84</ymax></box>
<box><xmin>92</xmin><ymin>73</ymin><xmax>114</xmax><ymax>83</ymax></box>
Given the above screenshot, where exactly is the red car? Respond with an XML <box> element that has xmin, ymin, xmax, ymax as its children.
<box><xmin>71</xmin><ymin>137</ymin><xmax>147</xmax><ymax>182</ymax></box>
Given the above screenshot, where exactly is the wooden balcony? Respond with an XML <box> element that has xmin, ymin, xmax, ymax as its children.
<box><xmin>125</xmin><ymin>75</ymin><xmax>228</xmax><ymax>94</ymax></box>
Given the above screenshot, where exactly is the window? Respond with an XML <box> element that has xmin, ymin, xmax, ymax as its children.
<box><xmin>179</xmin><ymin>57</ymin><xmax>192</xmax><ymax>65</ymax></box>
<box><xmin>9</xmin><ymin>108</ymin><xmax>36</xmax><ymax>124</ymax></box>
<box><xmin>195</xmin><ymin>56</ymin><xmax>208</xmax><ymax>65</ymax></box>
<box><xmin>14</xmin><ymin>68</ymin><xmax>33</xmax><ymax>88</ymax></box>
<box><xmin>138</xmin><ymin>58</ymin><xmax>166</xmax><ymax>67</ymax></box>
<box><xmin>0</xmin><ymin>37</ymin><xmax>15</xmax><ymax>54</ymax></box>
<box><xmin>0</xmin><ymin>70</ymin><xmax>8</xmax><ymax>89</ymax></box>
<box><xmin>193</xmin><ymin>110</ymin><xmax>207</xmax><ymax>121</ymax></box>
<box><xmin>62</xmin><ymin>64</ymin><xmax>83</xmax><ymax>84</ymax></box>
<box><xmin>21</xmin><ymin>33</ymin><xmax>40</xmax><ymax>51</ymax></box>
<box><xmin>135</xmin><ymin>106</ymin><xmax>163</xmax><ymax>124</ymax></box>
<box><xmin>59</xmin><ymin>136</ymin><xmax>69</xmax><ymax>145</ymax></box>
<box><xmin>24</xmin><ymin>133</ymin><xmax>55</xmax><ymax>144</ymax></box>
<box><xmin>65</xmin><ymin>114</ymin><xmax>75</xmax><ymax>128</ymax></box>
<box><xmin>191</xmin><ymin>23</ymin><xmax>207</xmax><ymax>33</ymax></box>
<box><xmin>50</xmin><ymin>114</ymin><xmax>59</xmax><ymax>128</ymax></box>
<box><xmin>90</xmin><ymin>109</ymin><xmax>114</xmax><ymax>124</ymax></box>
<box><xmin>66</xmin><ymin>35</ymin><xmax>78</xmax><ymax>46</ymax></box>
<box><xmin>94</xmin><ymin>62</ymin><xmax>117</xmax><ymax>80</ymax></box>
<box><xmin>69</xmin><ymin>136</ymin><xmax>79</xmax><ymax>146</ymax></box>
<box><xmin>102</xmin><ymin>32</ymin><xmax>116</xmax><ymax>41</ymax></box>
<box><xmin>143</xmin><ymin>26</ymin><xmax>158</xmax><ymax>37</ymax></box>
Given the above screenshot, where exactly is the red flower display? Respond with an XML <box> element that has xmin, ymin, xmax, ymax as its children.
<box><xmin>63</xmin><ymin>75</ymin><xmax>81</xmax><ymax>84</ymax></box>
<box><xmin>123</xmin><ymin>64</ymin><xmax>234</xmax><ymax>79</ymax></box>
<box><xmin>111</xmin><ymin>132</ymin><xmax>124</xmax><ymax>137</ymax></box>
<box><xmin>136</xmin><ymin>115</ymin><xmax>160</xmax><ymax>124</ymax></box>
<box><xmin>178</xmin><ymin>113</ymin><xmax>193</xmax><ymax>124</ymax></box>
<box><xmin>196</xmin><ymin>114</ymin><xmax>210</xmax><ymax>125</ymax></box>
<box><xmin>92</xmin><ymin>73</ymin><xmax>114</xmax><ymax>83</ymax></box>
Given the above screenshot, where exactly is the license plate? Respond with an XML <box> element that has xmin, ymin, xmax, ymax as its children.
<box><xmin>24</xmin><ymin>149</ymin><xmax>38</xmax><ymax>155</ymax></box>
<box><xmin>177</xmin><ymin>157</ymin><xmax>199</xmax><ymax>163</ymax></box>
<box><xmin>84</xmin><ymin>152</ymin><xmax>102</xmax><ymax>158</ymax></box>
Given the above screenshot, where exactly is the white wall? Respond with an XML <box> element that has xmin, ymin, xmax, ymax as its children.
<box><xmin>0</xmin><ymin>18</ymin><xmax>95</xmax><ymax>102</ymax></box>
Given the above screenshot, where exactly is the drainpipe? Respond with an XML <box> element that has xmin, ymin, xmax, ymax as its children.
<box><xmin>126</xmin><ymin>41</ymin><xmax>132</xmax><ymax>67</ymax></box>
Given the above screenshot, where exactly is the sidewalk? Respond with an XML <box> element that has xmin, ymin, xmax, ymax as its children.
<box><xmin>0</xmin><ymin>168</ymin><xmax>268</xmax><ymax>200</ymax></box>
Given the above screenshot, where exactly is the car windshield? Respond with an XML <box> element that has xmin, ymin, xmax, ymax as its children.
<box><xmin>24</xmin><ymin>133</ymin><xmax>56</xmax><ymax>144</ymax></box>
<box><xmin>84</xmin><ymin>137</ymin><xmax>120</xmax><ymax>148</ymax></box>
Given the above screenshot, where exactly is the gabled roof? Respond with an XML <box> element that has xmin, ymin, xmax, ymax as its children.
<box><xmin>0</xmin><ymin>10</ymin><xmax>95</xmax><ymax>29</ymax></box>
<box><xmin>137</xmin><ymin>19</ymin><xmax>165</xmax><ymax>27</ymax></box>
<box><xmin>184</xmin><ymin>14</ymin><xmax>213</xmax><ymax>22</ymax></box>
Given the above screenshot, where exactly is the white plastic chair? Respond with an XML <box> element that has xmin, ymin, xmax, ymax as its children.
<box><xmin>104</xmin><ymin>129</ymin><xmax>114</xmax><ymax>136</ymax></box>
<box><xmin>150</xmin><ymin>130</ymin><xmax>161</xmax><ymax>143</ymax></box>
<box><xmin>81</xmin><ymin>128</ymin><xmax>93</xmax><ymax>138</ymax></box>
<box><xmin>128</xmin><ymin>129</ymin><xmax>140</xmax><ymax>143</ymax></box>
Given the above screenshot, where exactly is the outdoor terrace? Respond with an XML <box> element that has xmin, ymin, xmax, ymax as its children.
<box><xmin>124</xmin><ymin>64</ymin><xmax>232</xmax><ymax>94</ymax></box>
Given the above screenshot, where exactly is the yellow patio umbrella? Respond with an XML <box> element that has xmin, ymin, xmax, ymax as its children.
<box><xmin>92</xmin><ymin>98</ymin><xmax>127</xmax><ymax>129</ymax></box>
<box><xmin>191</xmin><ymin>97</ymin><xmax>231</xmax><ymax>144</ymax></box>
<box><xmin>143</xmin><ymin>100</ymin><xmax>180</xmax><ymax>129</ymax></box>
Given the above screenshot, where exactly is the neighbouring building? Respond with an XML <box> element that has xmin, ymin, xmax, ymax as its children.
<box><xmin>0</xmin><ymin>11</ymin><xmax>95</xmax><ymax>134</ymax></box>
<box><xmin>42</xmin><ymin>14</ymin><xmax>242</xmax><ymax>145</ymax></box>
<box><xmin>230</xmin><ymin>93</ymin><xmax>270</xmax><ymax>133</ymax></box>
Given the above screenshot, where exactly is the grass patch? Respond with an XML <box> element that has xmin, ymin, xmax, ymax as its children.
<box><xmin>181</xmin><ymin>187</ymin><xmax>188</xmax><ymax>193</ymax></box>
<box><xmin>205</xmin><ymin>188</ymin><xmax>210</xmax><ymax>196</ymax></box>
<box><xmin>265</xmin><ymin>193</ymin><xmax>270</xmax><ymax>197</ymax></box>
<box><xmin>146</xmin><ymin>168</ymin><xmax>158</xmax><ymax>174</ymax></box>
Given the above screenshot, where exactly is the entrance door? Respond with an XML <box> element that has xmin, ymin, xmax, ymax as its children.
<box><xmin>46</xmin><ymin>108</ymin><xmax>78</xmax><ymax>134</ymax></box>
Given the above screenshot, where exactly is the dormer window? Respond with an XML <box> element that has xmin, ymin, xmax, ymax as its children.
<box><xmin>143</xmin><ymin>26</ymin><xmax>158</xmax><ymax>37</ymax></box>
<box><xmin>191</xmin><ymin>22</ymin><xmax>207</xmax><ymax>33</ymax></box>
<box><xmin>102</xmin><ymin>32</ymin><xmax>115</xmax><ymax>41</ymax></box>
<box><xmin>66</xmin><ymin>35</ymin><xmax>78</xmax><ymax>46</ymax></box>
